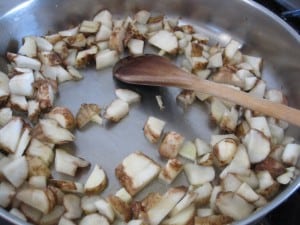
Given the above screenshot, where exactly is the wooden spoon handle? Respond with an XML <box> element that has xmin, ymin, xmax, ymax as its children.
<box><xmin>185</xmin><ymin>76</ymin><xmax>300</xmax><ymax>127</ymax></box>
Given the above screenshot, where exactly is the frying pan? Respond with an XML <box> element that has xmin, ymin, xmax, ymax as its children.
<box><xmin>0</xmin><ymin>0</ymin><xmax>299</xmax><ymax>224</ymax></box>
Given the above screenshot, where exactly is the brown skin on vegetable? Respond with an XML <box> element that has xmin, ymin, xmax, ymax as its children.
<box><xmin>76</xmin><ymin>103</ymin><xmax>102</xmax><ymax>129</ymax></box>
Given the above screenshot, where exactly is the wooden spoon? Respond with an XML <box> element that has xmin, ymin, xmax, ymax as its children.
<box><xmin>113</xmin><ymin>54</ymin><xmax>300</xmax><ymax>127</ymax></box>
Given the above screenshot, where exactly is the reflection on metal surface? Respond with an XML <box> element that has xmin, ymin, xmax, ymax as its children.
<box><xmin>0</xmin><ymin>0</ymin><xmax>35</xmax><ymax>19</ymax></box>
<box><xmin>276</xmin><ymin>0</ymin><xmax>300</xmax><ymax>10</ymax></box>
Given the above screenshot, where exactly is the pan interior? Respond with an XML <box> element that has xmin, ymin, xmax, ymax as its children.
<box><xmin>0</xmin><ymin>1</ymin><xmax>299</xmax><ymax>225</ymax></box>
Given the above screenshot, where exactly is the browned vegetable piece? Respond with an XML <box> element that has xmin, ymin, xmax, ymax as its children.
<box><xmin>46</xmin><ymin>106</ymin><xmax>76</xmax><ymax>130</ymax></box>
<box><xmin>115</xmin><ymin>152</ymin><xmax>160</xmax><ymax>196</ymax></box>
<box><xmin>33</xmin><ymin>79</ymin><xmax>58</xmax><ymax>111</ymax></box>
<box><xmin>31</xmin><ymin>119</ymin><xmax>74</xmax><ymax>144</ymax></box>
<box><xmin>76</xmin><ymin>103</ymin><xmax>102</xmax><ymax>129</ymax></box>
<box><xmin>194</xmin><ymin>215</ymin><xmax>233</xmax><ymax>225</ymax></box>
<box><xmin>16</xmin><ymin>188</ymin><xmax>56</xmax><ymax>214</ymax></box>
<box><xmin>107</xmin><ymin>195</ymin><xmax>132</xmax><ymax>222</ymax></box>
<box><xmin>159</xmin><ymin>131</ymin><xmax>184</xmax><ymax>159</ymax></box>
<box><xmin>255</xmin><ymin>157</ymin><xmax>285</xmax><ymax>178</ymax></box>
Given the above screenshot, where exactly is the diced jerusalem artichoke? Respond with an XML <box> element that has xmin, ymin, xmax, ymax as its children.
<box><xmin>31</xmin><ymin>119</ymin><xmax>74</xmax><ymax>144</ymax></box>
<box><xmin>115</xmin><ymin>152</ymin><xmax>160</xmax><ymax>196</ymax></box>
<box><xmin>143</xmin><ymin>186</ymin><xmax>186</xmax><ymax>225</ymax></box>
<box><xmin>115</xmin><ymin>88</ymin><xmax>141</xmax><ymax>104</ymax></box>
<box><xmin>76</xmin><ymin>103</ymin><xmax>102</xmax><ymax>129</ymax></box>
<box><xmin>184</xmin><ymin>163</ymin><xmax>215</xmax><ymax>186</ymax></box>
<box><xmin>46</xmin><ymin>107</ymin><xmax>76</xmax><ymax>130</ymax></box>
<box><xmin>148</xmin><ymin>30</ymin><xmax>178</xmax><ymax>54</ymax></box>
<box><xmin>0</xmin><ymin>118</ymin><xmax>23</xmax><ymax>154</ymax></box>
<box><xmin>0</xmin><ymin>181</ymin><xmax>16</xmax><ymax>208</ymax></box>
<box><xmin>243</xmin><ymin>129</ymin><xmax>271</xmax><ymax>163</ymax></box>
<box><xmin>84</xmin><ymin>164</ymin><xmax>107</xmax><ymax>194</ymax></box>
<box><xmin>79</xmin><ymin>213</ymin><xmax>110</xmax><ymax>225</ymax></box>
<box><xmin>162</xmin><ymin>204</ymin><xmax>195</xmax><ymax>225</ymax></box>
<box><xmin>179</xmin><ymin>141</ymin><xmax>197</xmax><ymax>161</ymax></box>
<box><xmin>55</xmin><ymin>149</ymin><xmax>90</xmax><ymax>176</ymax></box>
<box><xmin>195</xmin><ymin>215</ymin><xmax>233</xmax><ymax>225</ymax></box>
<box><xmin>144</xmin><ymin>116</ymin><xmax>166</xmax><ymax>143</ymax></box>
<box><xmin>9</xmin><ymin>71</ymin><xmax>34</xmax><ymax>96</ymax></box>
<box><xmin>115</xmin><ymin>188</ymin><xmax>132</xmax><ymax>203</ymax></box>
<box><xmin>18</xmin><ymin>36</ymin><xmax>37</xmax><ymax>57</ymax></box>
<box><xmin>63</xmin><ymin>194</ymin><xmax>82</xmax><ymax>219</ymax></box>
<box><xmin>159</xmin><ymin>158</ymin><xmax>183</xmax><ymax>184</ymax></box>
<box><xmin>16</xmin><ymin>188</ymin><xmax>56</xmax><ymax>214</ymax></box>
<box><xmin>107</xmin><ymin>195</ymin><xmax>132</xmax><ymax>222</ymax></box>
<box><xmin>282</xmin><ymin>144</ymin><xmax>300</xmax><ymax>166</ymax></box>
<box><xmin>104</xmin><ymin>99</ymin><xmax>129</xmax><ymax>122</ymax></box>
<box><xmin>94</xmin><ymin>198</ymin><xmax>115</xmax><ymax>222</ymax></box>
<box><xmin>159</xmin><ymin>131</ymin><xmax>184</xmax><ymax>159</ymax></box>
<box><xmin>216</xmin><ymin>192</ymin><xmax>255</xmax><ymax>220</ymax></box>
<box><xmin>2</xmin><ymin>156</ymin><xmax>28</xmax><ymax>188</ymax></box>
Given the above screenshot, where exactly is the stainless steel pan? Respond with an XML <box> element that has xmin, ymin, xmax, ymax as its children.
<box><xmin>0</xmin><ymin>0</ymin><xmax>299</xmax><ymax>224</ymax></box>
